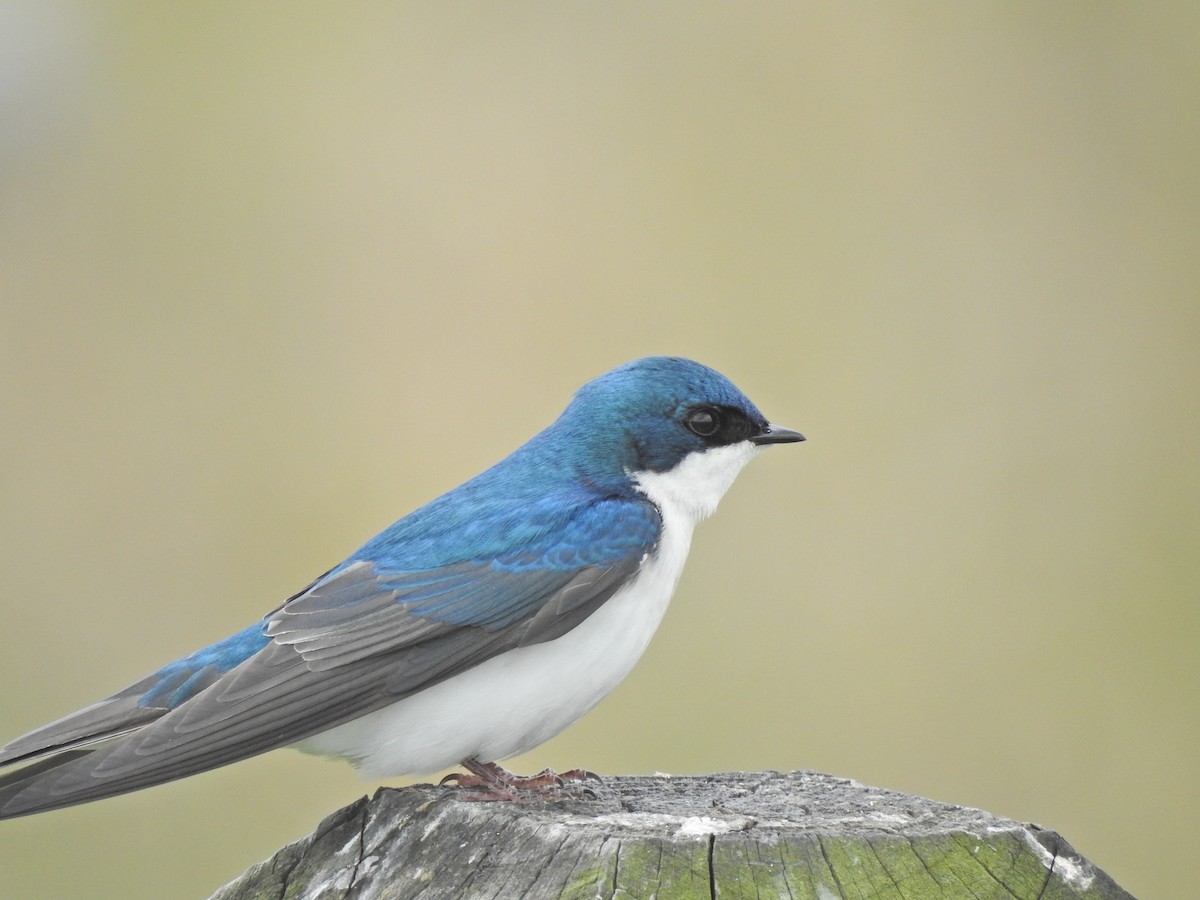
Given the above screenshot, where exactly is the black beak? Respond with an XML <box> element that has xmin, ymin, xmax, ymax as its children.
<box><xmin>751</xmin><ymin>424</ymin><xmax>806</xmax><ymax>445</ymax></box>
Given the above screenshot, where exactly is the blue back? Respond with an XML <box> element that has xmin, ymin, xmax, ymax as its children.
<box><xmin>351</xmin><ymin>356</ymin><xmax>764</xmax><ymax>570</ymax></box>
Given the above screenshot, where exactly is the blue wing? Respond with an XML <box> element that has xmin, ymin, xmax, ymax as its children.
<box><xmin>0</xmin><ymin>494</ymin><xmax>660</xmax><ymax>818</ymax></box>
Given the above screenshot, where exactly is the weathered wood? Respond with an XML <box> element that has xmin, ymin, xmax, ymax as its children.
<box><xmin>210</xmin><ymin>771</ymin><xmax>1131</xmax><ymax>899</ymax></box>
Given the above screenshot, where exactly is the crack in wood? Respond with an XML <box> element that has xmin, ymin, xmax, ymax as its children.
<box><xmin>951</xmin><ymin>830</ymin><xmax>1018</xmax><ymax>896</ymax></box>
<box><xmin>706</xmin><ymin>833</ymin><xmax>717</xmax><ymax>900</ymax></box>
<box><xmin>609</xmin><ymin>839</ymin><xmax>621</xmax><ymax>899</ymax></box>
<box><xmin>816</xmin><ymin>833</ymin><xmax>847</xmax><ymax>899</ymax></box>
<box><xmin>1035</xmin><ymin>839</ymin><xmax>1058</xmax><ymax>900</ymax></box>
<box><xmin>866</xmin><ymin>834</ymin><xmax>905</xmax><ymax>895</ymax></box>
<box><xmin>268</xmin><ymin>846</ymin><xmax>302</xmax><ymax>900</ymax></box>
<box><xmin>342</xmin><ymin>803</ymin><xmax>369</xmax><ymax>899</ymax></box>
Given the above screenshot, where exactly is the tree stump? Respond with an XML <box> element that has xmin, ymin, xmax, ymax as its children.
<box><xmin>210</xmin><ymin>770</ymin><xmax>1131</xmax><ymax>899</ymax></box>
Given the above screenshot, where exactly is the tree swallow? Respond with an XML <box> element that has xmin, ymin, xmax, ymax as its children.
<box><xmin>0</xmin><ymin>356</ymin><xmax>803</xmax><ymax>816</ymax></box>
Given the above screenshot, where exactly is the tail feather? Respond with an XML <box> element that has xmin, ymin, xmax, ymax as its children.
<box><xmin>0</xmin><ymin>679</ymin><xmax>167</xmax><ymax>768</ymax></box>
<box><xmin>0</xmin><ymin>693</ymin><xmax>175</xmax><ymax>818</ymax></box>
<box><xmin>0</xmin><ymin>639</ymin><xmax>385</xmax><ymax>818</ymax></box>
<box><xmin>0</xmin><ymin>749</ymin><xmax>104</xmax><ymax>817</ymax></box>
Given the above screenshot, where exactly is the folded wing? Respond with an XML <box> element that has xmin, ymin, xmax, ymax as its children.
<box><xmin>0</xmin><ymin>496</ymin><xmax>659</xmax><ymax>818</ymax></box>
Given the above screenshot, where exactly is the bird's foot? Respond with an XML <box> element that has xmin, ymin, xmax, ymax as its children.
<box><xmin>440</xmin><ymin>758</ymin><xmax>601</xmax><ymax>801</ymax></box>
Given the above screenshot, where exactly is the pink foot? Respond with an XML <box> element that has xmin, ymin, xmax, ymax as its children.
<box><xmin>440</xmin><ymin>759</ymin><xmax>601</xmax><ymax>801</ymax></box>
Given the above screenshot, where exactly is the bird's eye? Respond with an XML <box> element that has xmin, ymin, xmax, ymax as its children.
<box><xmin>684</xmin><ymin>406</ymin><xmax>721</xmax><ymax>438</ymax></box>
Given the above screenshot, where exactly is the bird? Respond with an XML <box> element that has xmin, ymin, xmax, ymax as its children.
<box><xmin>0</xmin><ymin>356</ymin><xmax>803</xmax><ymax>817</ymax></box>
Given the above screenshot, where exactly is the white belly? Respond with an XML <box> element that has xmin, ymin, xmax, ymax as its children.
<box><xmin>296</xmin><ymin>441</ymin><xmax>758</xmax><ymax>777</ymax></box>
<box><xmin>295</xmin><ymin>515</ymin><xmax>687</xmax><ymax>776</ymax></box>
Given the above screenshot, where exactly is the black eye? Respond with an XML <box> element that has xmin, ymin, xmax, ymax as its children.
<box><xmin>684</xmin><ymin>406</ymin><xmax>721</xmax><ymax>438</ymax></box>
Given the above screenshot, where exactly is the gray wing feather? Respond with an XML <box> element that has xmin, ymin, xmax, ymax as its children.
<box><xmin>0</xmin><ymin>553</ymin><xmax>643</xmax><ymax>818</ymax></box>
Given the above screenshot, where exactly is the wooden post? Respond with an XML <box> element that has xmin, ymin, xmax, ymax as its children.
<box><xmin>210</xmin><ymin>770</ymin><xmax>1131</xmax><ymax>899</ymax></box>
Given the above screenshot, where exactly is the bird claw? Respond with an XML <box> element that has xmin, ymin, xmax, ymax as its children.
<box><xmin>441</xmin><ymin>759</ymin><xmax>601</xmax><ymax>801</ymax></box>
<box><xmin>556</xmin><ymin>767</ymin><xmax>602</xmax><ymax>783</ymax></box>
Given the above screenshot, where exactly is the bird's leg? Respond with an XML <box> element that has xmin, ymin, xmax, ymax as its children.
<box><xmin>440</xmin><ymin>758</ymin><xmax>600</xmax><ymax>801</ymax></box>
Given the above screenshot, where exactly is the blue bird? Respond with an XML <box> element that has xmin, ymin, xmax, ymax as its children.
<box><xmin>0</xmin><ymin>357</ymin><xmax>802</xmax><ymax>816</ymax></box>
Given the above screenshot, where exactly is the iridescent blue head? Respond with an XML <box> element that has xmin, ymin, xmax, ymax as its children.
<box><xmin>546</xmin><ymin>356</ymin><xmax>804</xmax><ymax>482</ymax></box>
<box><xmin>380</xmin><ymin>356</ymin><xmax>804</xmax><ymax>557</ymax></box>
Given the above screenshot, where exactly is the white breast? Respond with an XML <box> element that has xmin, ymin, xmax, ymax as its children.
<box><xmin>296</xmin><ymin>441</ymin><xmax>760</xmax><ymax>777</ymax></box>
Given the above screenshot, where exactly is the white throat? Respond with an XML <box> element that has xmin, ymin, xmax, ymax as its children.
<box><xmin>632</xmin><ymin>441</ymin><xmax>761</xmax><ymax>526</ymax></box>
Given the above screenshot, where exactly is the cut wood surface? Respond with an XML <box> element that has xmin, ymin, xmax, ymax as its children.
<box><xmin>211</xmin><ymin>770</ymin><xmax>1132</xmax><ymax>899</ymax></box>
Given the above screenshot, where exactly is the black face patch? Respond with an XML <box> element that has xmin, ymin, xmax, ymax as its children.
<box><xmin>681</xmin><ymin>404</ymin><xmax>760</xmax><ymax>446</ymax></box>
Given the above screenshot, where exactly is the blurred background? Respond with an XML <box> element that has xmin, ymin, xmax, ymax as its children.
<box><xmin>1</xmin><ymin>3</ymin><xmax>1196</xmax><ymax>897</ymax></box>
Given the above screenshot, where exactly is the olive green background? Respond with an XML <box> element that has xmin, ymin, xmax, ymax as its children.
<box><xmin>2</xmin><ymin>4</ymin><xmax>1196</xmax><ymax>898</ymax></box>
